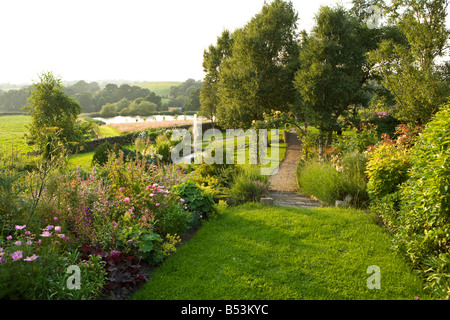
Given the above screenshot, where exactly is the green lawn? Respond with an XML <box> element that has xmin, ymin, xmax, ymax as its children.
<box><xmin>0</xmin><ymin>115</ymin><xmax>33</xmax><ymax>155</ymax></box>
<box><xmin>132</xmin><ymin>203</ymin><xmax>429</xmax><ymax>300</ymax></box>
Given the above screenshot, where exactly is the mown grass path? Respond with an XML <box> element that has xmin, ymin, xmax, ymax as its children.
<box><xmin>132</xmin><ymin>203</ymin><xmax>429</xmax><ymax>300</ymax></box>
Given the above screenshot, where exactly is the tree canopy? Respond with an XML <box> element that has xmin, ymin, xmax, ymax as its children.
<box><xmin>24</xmin><ymin>72</ymin><xmax>87</xmax><ymax>158</ymax></box>
<box><xmin>202</xmin><ymin>0</ymin><xmax>300</xmax><ymax>129</ymax></box>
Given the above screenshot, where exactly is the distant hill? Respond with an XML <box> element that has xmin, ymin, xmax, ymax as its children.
<box><xmin>131</xmin><ymin>81</ymin><xmax>182</xmax><ymax>97</ymax></box>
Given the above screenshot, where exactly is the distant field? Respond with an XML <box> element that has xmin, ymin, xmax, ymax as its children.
<box><xmin>131</xmin><ymin>81</ymin><xmax>182</xmax><ymax>97</ymax></box>
<box><xmin>0</xmin><ymin>115</ymin><xmax>33</xmax><ymax>155</ymax></box>
<box><xmin>0</xmin><ymin>114</ymin><xmax>121</xmax><ymax>156</ymax></box>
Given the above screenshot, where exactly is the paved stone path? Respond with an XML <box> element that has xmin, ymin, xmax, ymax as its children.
<box><xmin>267</xmin><ymin>131</ymin><xmax>321</xmax><ymax>208</ymax></box>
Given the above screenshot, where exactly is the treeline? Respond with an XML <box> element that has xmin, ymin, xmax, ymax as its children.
<box><xmin>201</xmin><ymin>0</ymin><xmax>450</xmax><ymax>138</ymax></box>
<box><xmin>0</xmin><ymin>79</ymin><xmax>203</xmax><ymax>117</ymax></box>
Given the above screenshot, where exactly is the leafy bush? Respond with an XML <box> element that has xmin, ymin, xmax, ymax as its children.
<box><xmin>92</xmin><ymin>141</ymin><xmax>122</xmax><ymax>166</ymax></box>
<box><xmin>230</xmin><ymin>165</ymin><xmax>269</xmax><ymax>205</ymax></box>
<box><xmin>332</xmin><ymin>123</ymin><xmax>379</xmax><ymax>155</ymax></box>
<box><xmin>171</xmin><ymin>181</ymin><xmax>216</xmax><ymax>218</ymax></box>
<box><xmin>155</xmin><ymin>203</ymin><xmax>193</xmax><ymax>236</ymax></box>
<box><xmin>188</xmin><ymin>162</ymin><xmax>238</xmax><ymax>202</ymax></box>
<box><xmin>365</xmin><ymin>132</ymin><xmax>412</xmax><ymax>200</ymax></box>
<box><xmin>366</xmin><ymin>143</ymin><xmax>410</xmax><ymax>200</ymax></box>
<box><xmin>395</xmin><ymin>104</ymin><xmax>450</xmax><ymax>295</ymax></box>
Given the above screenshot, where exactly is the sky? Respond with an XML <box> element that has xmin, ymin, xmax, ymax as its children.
<box><xmin>2</xmin><ymin>0</ymin><xmax>447</xmax><ymax>86</ymax></box>
<box><xmin>0</xmin><ymin>0</ymin><xmax>356</xmax><ymax>85</ymax></box>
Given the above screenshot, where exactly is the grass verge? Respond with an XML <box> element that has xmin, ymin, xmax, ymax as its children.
<box><xmin>132</xmin><ymin>203</ymin><xmax>429</xmax><ymax>300</ymax></box>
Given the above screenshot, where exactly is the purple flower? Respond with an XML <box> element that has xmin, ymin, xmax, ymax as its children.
<box><xmin>14</xmin><ymin>241</ymin><xmax>21</xmax><ymax>246</ymax></box>
<box><xmin>24</xmin><ymin>254</ymin><xmax>39</xmax><ymax>262</ymax></box>
<box><xmin>11</xmin><ymin>250</ymin><xmax>23</xmax><ymax>261</ymax></box>
<box><xmin>6</xmin><ymin>235</ymin><xmax>12</xmax><ymax>241</ymax></box>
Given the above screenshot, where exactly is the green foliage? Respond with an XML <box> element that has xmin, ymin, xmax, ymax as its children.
<box><xmin>0</xmin><ymin>167</ymin><xmax>26</xmax><ymax>234</ymax></box>
<box><xmin>396</xmin><ymin>104</ymin><xmax>450</xmax><ymax>277</ymax></box>
<box><xmin>213</xmin><ymin>0</ymin><xmax>300</xmax><ymax>129</ymax></box>
<box><xmin>297</xmin><ymin>159</ymin><xmax>341</xmax><ymax>205</ymax></box>
<box><xmin>294</xmin><ymin>5</ymin><xmax>367</xmax><ymax>143</ymax></box>
<box><xmin>91</xmin><ymin>141</ymin><xmax>123</xmax><ymax>166</ymax></box>
<box><xmin>367</xmin><ymin>0</ymin><xmax>450</xmax><ymax>125</ymax></box>
<box><xmin>24</xmin><ymin>72</ymin><xmax>87</xmax><ymax>158</ymax></box>
<box><xmin>171</xmin><ymin>181</ymin><xmax>216</xmax><ymax>218</ymax></box>
<box><xmin>365</xmin><ymin>124</ymin><xmax>418</xmax><ymax>200</ymax></box>
<box><xmin>332</xmin><ymin>123</ymin><xmax>379</xmax><ymax>155</ymax></box>
<box><xmin>42</xmin><ymin>251</ymin><xmax>107</xmax><ymax>300</ymax></box>
<box><xmin>230</xmin><ymin>165</ymin><xmax>269</xmax><ymax>205</ymax></box>
<box><xmin>366</xmin><ymin>142</ymin><xmax>410</xmax><ymax>200</ymax></box>
<box><xmin>298</xmin><ymin>151</ymin><xmax>369</xmax><ymax>207</ymax></box>
<box><xmin>155</xmin><ymin>203</ymin><xmax>193</xmax><ymax>237</ymax></box>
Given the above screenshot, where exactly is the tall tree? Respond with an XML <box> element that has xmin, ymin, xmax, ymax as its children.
<box><xmin>24</xmin><ymin>72</ymin><xmax>86</xmax><ymax>158</ymax></box>
<box><xmin>200</xmin><ymin>30</ymin><xmax>234</xmax><ymax>125</ymax></box>
<box><xmin>215</xmin><ymin>0</ymin><xmax>300</xmax><ymax>129</ymax></box>
<box><xmin>367</xmin><ymin>0</ymin><xmax>450</xmax><ymax>125</ymax></box>
<box><xmin>294</xmin><ymin>5</ymin><xmax>367</xmax><ymax>157</ymax></box>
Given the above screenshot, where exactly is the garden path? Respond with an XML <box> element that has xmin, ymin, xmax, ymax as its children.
<box><xmin>268</xmin><ymin>131</ymin><xmax>321</xmax><ymax>208</ymax></box>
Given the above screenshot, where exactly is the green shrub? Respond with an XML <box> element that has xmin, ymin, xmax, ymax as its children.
<box><xmin>171</xmin><ymin>181</ymin><xmax>216</xmax><ymax>218</ymax></box>
<box><xmin>155</xmin><ymin>203</ymin><xmax>193</xmax><ymax>236</ymax></box>
<box><xmin>92</xmin><ymin>141</ymin><xmax>123</xmax><ymax>166</ymax></box>
<box><xmin>229</xmin><ymin>165</ymin><xmax>269</xmax><ymax>205</ymax></box>
<box><xmin>365</xmin><ymin>141</ymin><xmax>411</xmax><ymax>200</ymax></box>
<box><xmin>333</xmin><ymin>123</ymin><xmax>379</xmax><ymax>155</ymax></box>
<box><xmin>396</xmin><ymin>104</ymin><xmax>450</xmax><ymax>293</ymax></box>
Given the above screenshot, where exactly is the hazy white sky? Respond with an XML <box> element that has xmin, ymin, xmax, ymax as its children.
<box><xmin>0</xmin><ymin>0</ymin><xmax>367</xmax><ymax>85</ymax></box>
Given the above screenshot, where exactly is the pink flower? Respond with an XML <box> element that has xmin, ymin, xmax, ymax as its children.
<box><xmin>55</xmin><ymin>226</ymin><xmax>61</xmax><ymax>232</ymax></box>
<box><xmin>123</xmin><ymin>197</ymin><xmax>130</xmax><ymax>203</ymax></box>
<box><xmin>53</xmin><ymin>217</ymin><xmax>58</xmax><ymax>221</ymax></box>
<box><xmin>156</xmin><ymin>203</ymin><xmax>160</xmax><ymax>207</ymax></box>
<box><xmin>15</xmin><ymin>225</ymin><xmax>26</xmax><ymax>230</ymax></box>
<box><xmin>40</xmin><ymin>231</ymin><xmax>52</xmax><ymax>237</ymax></box>
<box><xmin>6</xmin><ymin>235</ymin><xmax>12</xmax><ymax>241</ymax></box>
<box><xmin>14</xmin><ymin>241</ymin><xmax>21</xmax><ymax>246</ymax></box>
<box><xmin>24</xmin><ymin>254</ymin><xmax>39</xmax><ymax>262</ymax></box>
<box><xmin>180</xmin><ymin>198</ymin><xmax>185</xmax><ymax>202</ymax></box>
<box><xmin>11</xmin><ymin>250</ymin><xmax>23</xmax><ymax>261</ymax></box>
